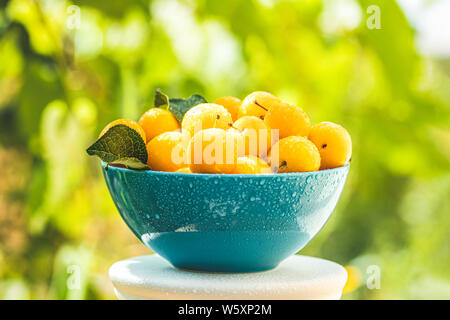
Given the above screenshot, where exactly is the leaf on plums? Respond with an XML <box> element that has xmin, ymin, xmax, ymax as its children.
<box><xmin>86</xmin><ymin>124</ymin><xmax>148</xmax><ymax>166</ymax></box>
<box><xmin>153</xmin><ymin>89</ymin><xmax>207</xmax><ymax>121</ymax></box>
<box><xmin>169</xmin><ymin>94</ymin><xmax>207</xmax><ymax>121</ymax></box>
<box><xmin>109</xmin><ymin>157</ymin><xmax>150</xmax><ymax>170</ymax></box>
<box><xmin>154</xmin><ymin>88</ymin><xmax>169</xmax><ymax>108</ymax></box>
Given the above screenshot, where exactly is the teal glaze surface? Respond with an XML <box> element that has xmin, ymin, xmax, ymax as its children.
<box><xmin>102</xmin><ymin>163</ymin><xmax>349</xmax><ymax>272</ymax></box>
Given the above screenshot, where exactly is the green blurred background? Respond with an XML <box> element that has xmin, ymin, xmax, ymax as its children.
<box><xmin>0</xmin><ymin>0</ymin><xmax>449</xmax><ymax>299</ymax></box>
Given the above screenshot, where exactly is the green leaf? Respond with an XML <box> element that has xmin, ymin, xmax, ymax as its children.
<box><xmin>109</xmin><ymin>157</ymin><xmax>150</xmax><ymax>170</ymax></box>
<box><xmin>86</xmin><ymin>124</ymin><xmax>148</xmax><ymax>165</ymax></box>
<box><xmin>153</xmin><ymin>89</ymin><xmax>207</xmax><ymax>121</ymax></box>
<box><xmin>169</xmin><ymin>94</ymin><xmax>207</xmax><ymax>122</ymax></box>
<box><xmin>154</xmin><ymin>88</ymin><xmax>169</xmax><ymax>108</ymax></box>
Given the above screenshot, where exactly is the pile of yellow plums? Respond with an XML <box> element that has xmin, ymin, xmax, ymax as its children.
<box><xmin>101</xmin><ymin>91</ymin><xmax>352</xmax><ymax>174</ymax></box>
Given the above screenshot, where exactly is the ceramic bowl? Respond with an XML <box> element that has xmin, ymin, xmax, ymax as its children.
<box><xmin>102</xmin><ymin>163</ymin><xmax>349</xmax><ymax>272</ymax></box>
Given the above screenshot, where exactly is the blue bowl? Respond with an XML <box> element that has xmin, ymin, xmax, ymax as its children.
<box><xmin>102</xmin><ymin>163</ymin><xmax>349</xmax><ymax>273</ymax></box>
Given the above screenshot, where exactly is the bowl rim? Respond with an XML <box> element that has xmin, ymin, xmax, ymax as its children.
<box><xmin>101</xmin><ymin>161</ymin><xmax>350</xmax><ymax>178</ymax></box>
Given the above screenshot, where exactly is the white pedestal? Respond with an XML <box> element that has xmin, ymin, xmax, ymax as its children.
<box><xmin>109</xmin><ymin>254</ymin><xmax>347</xmax><ymax>300</ymax></box>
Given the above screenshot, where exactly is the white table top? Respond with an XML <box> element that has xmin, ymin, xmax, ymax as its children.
<box><xmin>109</xmin><ymin>254</ymin><xmax>347</xmax><ymax>300</ymax></box>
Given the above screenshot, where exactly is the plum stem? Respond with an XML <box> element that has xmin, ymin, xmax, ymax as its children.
<box><xmin>213</xmin><ymin>114</ymin><xmax>220</xmax><ymax>128</ymax></box>
<box><xmin>254</xmin><ymin>100</ymin><xmax>268</xmax><ymax>111</ymax></box>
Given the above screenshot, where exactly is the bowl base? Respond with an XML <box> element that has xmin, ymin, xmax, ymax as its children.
<box><xmin>172</xmin><ymin>263</ymin><xmax>279</xmax><ymax>274</ymax></box>
<box><xmin>142</xmin><ymin>230</ymin><xmax>310</xmax><ymax>273</ymax></box>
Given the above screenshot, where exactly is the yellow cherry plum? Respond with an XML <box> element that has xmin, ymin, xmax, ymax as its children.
<box><xmin>226</xmin><ymin>127</ymin><xmax>246</xmax><ymax>158</ymax></box>
<box><xmin>146</xmin><ymin>131</ymin><xmax>185</xmax><ymax>172</ymax></box>
<box><xmin>182</xmin><ymin>103</ymin><xmax>233</xmax><ymax>138</ymax></box>
<box><xmin>187</xmin><ymin>128</ymin><xmax>239</xmax><ymax>174</ymax></box>
<box><xmin>264</xmin><ymin>102</ymin><xmax>311</xmax><ymax>140</ymax></box>
<box><xmin>214</xmin><ymin>96</ymin><xmax>241</xmax><ymax>122</ymax></box>
<box><xmin>308</xmin><ymin>122</ymin><xmax>352</xmax><ymax>169</ymax></box>
<box><xmin>269</xmin><ymin>136</ymin><xmax>320</xmax><ymax>173</ymax></box>
<box><xmin>100</xmin><ymin>119</ymin><xmax>146</xmax><ymax>142</ymax></box>
<box><xmin>238</xmin><ymin>91</ymin><xmax>280</xmax><ymax>120</ymax></box>
<box><xmin>138</xmin><ymin>108</ymin><xmax>180</xmax><ymax>143</ymax></box>
<box><xmin>232</xmin><ymin>156</ymin><xmax>272</xmax><ymax>174</ymax></box>
<box><xmin>233</xmin><ymin>116</ymin><xmax>272</xmax><ymax>158</ymax></box>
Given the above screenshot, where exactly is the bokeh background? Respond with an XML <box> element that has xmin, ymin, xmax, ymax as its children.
<box><xmin>0</xmin><ymin>0</ymin><xmax>449</xmax><ymax>299</ymax></box>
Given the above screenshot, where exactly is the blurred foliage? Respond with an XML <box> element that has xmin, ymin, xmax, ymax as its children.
<box><xmin>0</xmin><ymin>0</ymin><xmax>449</xmax><ymax>299</ymax></box>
